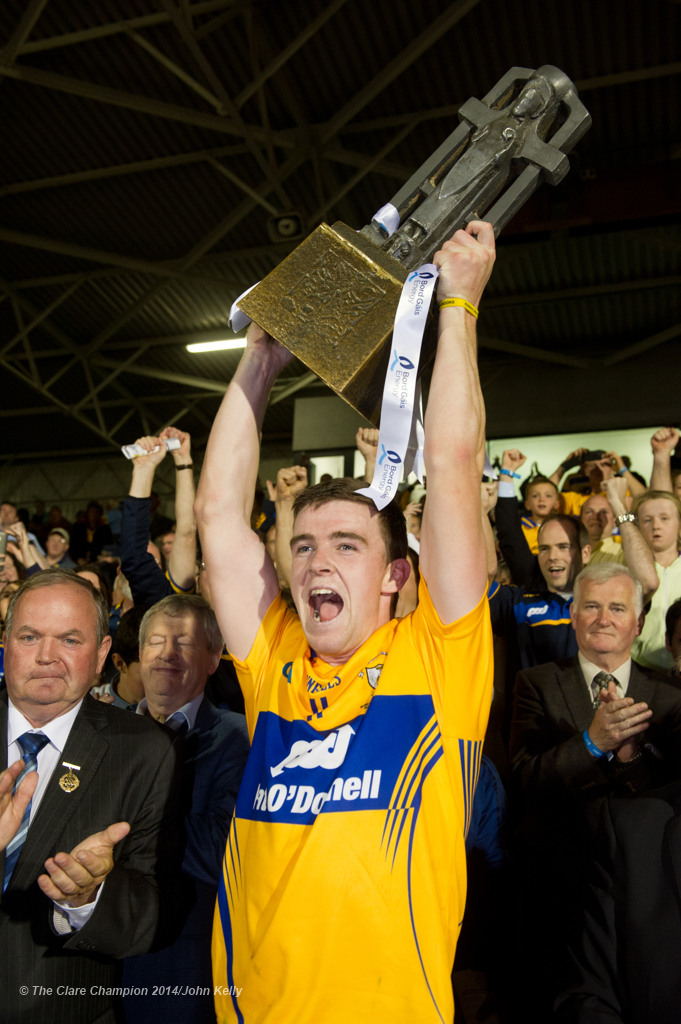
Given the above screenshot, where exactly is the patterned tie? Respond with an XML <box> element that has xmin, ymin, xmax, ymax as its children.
<box><xmin>3</xmin><ymin>731</ymin><xmax>49</xmax><ymax>891</ymax></box>
<box><xmin>591</xmin><ymin>671</ymin><xmax>617</xmax><ymax>710</ymax></box>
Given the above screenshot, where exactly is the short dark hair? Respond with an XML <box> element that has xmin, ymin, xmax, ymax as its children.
<box><xmin>2</xmin><ymin>550</ymin><xmax>26</xmax><ymax>582</ymax></box>
<box><xmin>111</xmin><ymin>605</ymin><xmax>150</xmax><ymax>666</ymax></box>
<box><xmin>538</xmin><ymin>512</ymin><xmax>589</xmax><ymax>551</ymax></box>
<box><xmin>521</xmin><ymin>475</ymin><xmax>558</xmax><ymax>501</ymax></box>
<box><xmin>76</xmin><ymin>563</ymin><xmax>113</xmax><ymax>611</ymax></box>
<box><xmin>666</xmin><ymin>598</ymin><xmax>681</xmax><ymax>641</ymax></box>
<box><xmin>5</xmin><ymin>567</ymin><xmax>109</xmax><ymax>646</ymax></box>
<box><xmin>292</xmin><ymin>477</ymin><xmax>407</xmax><ymax>563</ymax></box>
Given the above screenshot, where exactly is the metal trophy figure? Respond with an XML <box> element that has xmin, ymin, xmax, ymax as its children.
<box><xmin>237</xmin><ymin>65</ymin><xmax>591</xmax><ymax>423</ymax></box>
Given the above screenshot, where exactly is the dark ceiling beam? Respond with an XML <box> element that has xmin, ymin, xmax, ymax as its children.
<box><xmin>0</xmin><ymin>445</ymin><xmax>117</xmax><ymax>462</ymax></box>
<box><xmin>15</xmin><ymin>269</ymin><xmax>677</xmax><ymax>368</ymax></box>
<box><xmin>0</xmin><ymin>62</ymin><xmax>293</xmax><ymax>145</ymax></box>
<box><xmin>0</xmin><ymin>404</ymin><xmax>62</xmax><ymax>417</ymax></box>
<box><xmin>107</xmin><ymin>405</ymin><xmax>137</xmax><ymax>438</ymax></box>
<box><xmin>234</xmin><ymin>0</ymin><xmax>350</xmax><ymax>108</ymax></box>
<box><xmin>161</xmin><ymin>0</ymin><xmax>292</xmax><ymax>207</ymax></box>
<box><xmin>342</xmin><ymin>104</ymin><xmax>466</xmax><ymax>136</ymax></box>
<box><xmin>0</xmin><ymin>391</ymin><xmax>217</xmax><ymax>417</ymax></box>
<box><xmin>242</xmin><ymin>5</ymin><xmax>322</xmax><ymax>204</ymax></box>
<box><xmin>160</xmin><ymin>0</ymin><xmax>241</xmax><ymax>120</ymax></box>
<box><xmin>602</xmin><ymin>323</ymin><xmax>681</xmax><ymax>366</ymax></box>
<box><xmin>0</xmin><ymin>355</ymin><xmax>120</xmax><ymax>448</ymax></box>
<box><xmin>0</xmin><ymin>280</ymin><xmax>81</xmax><ymax>359</ymax></box>
<box><xmin>125</xmin><ymin>28</ymin><xmax>226</xmax><ymax>113</ymax></box>
<box><xmin>479</xmin><ymin>335</ymin><xmax>593</xmax><ymax>369</ymax></box>
<box><xmin>19</xmin><ymin>328</ymin><xmax>243</xmax><ymax>358</ymax></box>
<box><xmin>2</xmin><ymin>1</ymin><xmax>484</xmax><ymax>360</ymax></box>
<box><xmin>71</xmin><ymin>346</ymin><xmax>156</xmax><ymax>414</ymax></box>
<box><xmin>270</xmin><ymin>371</ymin><xmax>318</xmax><ymax>404</ymax></box>
<box><xmin>18</xmin><ymin>1</ymin><xmax>233</xmax><ymax>54</ymax></box>
<box><xmin>342</xmin><ymin>60</ymin><xmax>681</xmax><ymax>136</ymax></box>
<box><xmin>90</xmin><ymin>354</ymin><xmax>317</xmax><ymax>402</ymax></box>
<box><xmin>322</xmin><ymin>144</ymin><xmax>408</xmax><ymax>182</ymax></box>
<box><xmin>79</xmin><ymin>143</ymin><xmax>313</xmax><ymax>354</ymax></box>
<box><xmin>0</xmin><ymin>280</ymin><xmax>166</xmax><ymax>437</ymax></box>
<box><xmin>0</xmin><ymin>228</ymin><xmax>236</xmax><ymax>279</ymax></box>
<box><xmin>309</xmin><ymin>121</ymin><xmax>416</xmax><ymax>224</ymax></box>
<box><xmin>576</xmin><ymin>62</ymin><xmax>681</xmax><ymax>91</ymax></box>
<box><xmin>320</xmin><ymin>0</ymin><xmax>483</xmax><ymax>144</ymax></box>
<box><xmin>81</xmin><ymin>361</ymin><xmax>107</xmax><ymax>433</ymax></box>
<box><xmin>193</xmin><ymin>5</ymin><xmax>242</xmax><ymax>42</ymax></box>
<box><xmin>10</xmin><ymin>300</ymin><xmax>39</xmax><ymax>384</ymax></box>
<box><xmin>207</xmin><ymin>158</ymin><xmax>279</xmax><ymax>214</ymax></box>
<box><xmin>9</xmin><ymin>259</ymin><xmax>239</xmax><ymax>289</ymax></box>
<box><xmin>484</xmin><ymin>274</ymin><xmax>681</xmax><ymax>309</ymax></box>
<box><xmin>0</xmin><ymin>143</ymin><xmax>250</xmax><ymax>197</ymax></box>
<box><xmin>91</xmin><ymin>356</ymin><xmax>230</xmax><ymax>394</ymax></box>
<box><xmin>0</xmin><ymin>0</ymin><xmax>51</xmax><ymax>67</ymax></box>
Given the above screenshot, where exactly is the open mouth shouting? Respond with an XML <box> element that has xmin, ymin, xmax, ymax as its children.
<box><xmin>309</xmin><ymin>588</ymin><xmax>344</xmax><ymax>623</ymax></box>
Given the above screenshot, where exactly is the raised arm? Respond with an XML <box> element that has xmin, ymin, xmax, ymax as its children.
<box><xmin>481</xmin><ymin>481</ymin><xmax>499</xmax><ymax>581</ymax></box>
<box><xmin>495</xmin><ymin>448</ymin><xmax>537</xmax><ymax>587</ymax></box>
<box><xmin>160</xmin><ymin>426</ymin><xmax>197</xmax><ymax>592</ymax></box>
<box><xmin>650</xmin><ymin>427</ymin><xmax>679</xmax><ymax>493</ymax></box>
<box><xmin>421</xmin><ymin>220</ymin><xmax>495</xmax><ymax>623</ymax></box>
<box><xmin>121</xmin><ymin>434</ymin><xmax>171</xmax><ymax>605</ymax></box>
<box><xmin>6</xmin><ymin>521</ymin><xmax>46</xmax><ymax>572</ymax></box>
<box><xmin>127</xmin><ymin>433</ymin><xmax>167</xmax><ymax>500</ymax></box>
<box><xmin>356</xmin><ymin>427</ymin><xmax>380</xmax><ymax>483</ymax></box>
<box><xmin>195</xmin><ymin>323</ymin><xmax>294</xmax><ymax>660</ymax></box>
<box><xmin>604</xmin><ymin>477</ymin><xmax>659</xmax><ymax>598</ymax></box>
<box><xmin>265</xmin><ymin>464</ymin><xmax>308</xmax><ymax>589</ymax></box>
<box><xmin>549</xmin><ymin>448</ymin><xmax>588</xmax><ymax>488</ymax></box>
<box><xmin>603</xmin><ymin>451</ymin><xmax>645</xmax><ymax>499</ymax></box>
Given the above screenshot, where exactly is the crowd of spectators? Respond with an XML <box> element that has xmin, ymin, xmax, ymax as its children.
<box><xmin>1</xmin><ymin>418</ymin><xmax>679</xmax><ymax>1022</ymax></box>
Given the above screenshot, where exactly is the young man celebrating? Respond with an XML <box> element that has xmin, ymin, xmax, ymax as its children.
<box><xmin>196</xmin><ymin>222</ymin><xmax>496</xmax><ymax>1023</ymax></box>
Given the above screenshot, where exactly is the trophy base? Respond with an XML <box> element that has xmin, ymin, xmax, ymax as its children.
<box><xmin>239</xmin><ymin>221</ymin><xmax>429</xmax><ymax>425</ymax></box>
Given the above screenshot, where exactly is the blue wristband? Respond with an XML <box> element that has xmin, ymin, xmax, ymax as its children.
<box><xmin>617</xmin><ymin>465</ymin><xmax>627</xmax><ymax>476</ymax></box>
<box><xmin>582</xmin><ymin>729</ymin><xmax>607</xmax><ymax>759</ymax></box>
<box><xmin>499</xmin><ymin>468</ymin><xmax>521</xmax><ymax>480</ymax></box>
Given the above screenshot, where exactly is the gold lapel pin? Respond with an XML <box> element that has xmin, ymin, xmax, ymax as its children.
<box><xmin>59</xmin><ymin>761</ymin><xmax>81</xmax><ymax>793</ymax></box>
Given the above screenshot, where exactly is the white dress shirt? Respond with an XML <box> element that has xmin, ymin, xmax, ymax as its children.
<box><xmin>136</xmin><ymin>691</ymin><xmax>203</xmax><ymax>731</ymax></box>
<box><xmin>578</xmin><ymin>653</ymin><xmax>632</xmax><ymax>700</ymax></box>
<box><xmin>6</xmin><ymin>698</ymin><xmax>104</xmax><ymax>931</ymax></box>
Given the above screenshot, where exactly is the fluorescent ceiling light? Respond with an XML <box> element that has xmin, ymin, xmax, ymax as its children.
<box><xmin>186</xmin><ymin>337</ymin><xmax>247</xmax><ymax>353</ymax></box>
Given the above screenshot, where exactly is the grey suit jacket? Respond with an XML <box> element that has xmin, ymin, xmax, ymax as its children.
<box><xmin>0</xmin><ymin>692</ymin><xmax>182</xmax><ymax>1024</ymax></box>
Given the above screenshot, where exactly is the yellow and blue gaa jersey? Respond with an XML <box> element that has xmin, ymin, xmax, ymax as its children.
<box><xmin>520</xmin><ymin>515</ymin><xmax>540</xmax><ymax>555</ymax></box>
<box><xmin>213</xmin><ymin>579</ymin><xmax>493</xmax><ymax>1023</ymax></box>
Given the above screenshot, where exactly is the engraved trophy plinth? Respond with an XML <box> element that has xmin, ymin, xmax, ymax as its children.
<box><xmin>238</xmin><ymin>65</ymin><xmax>591</xmax><ymax>424</ymax></box>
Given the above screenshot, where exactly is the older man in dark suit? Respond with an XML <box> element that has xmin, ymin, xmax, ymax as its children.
<box><xmin>0</xmin><ymin>568</ymin><xmax>181</xmax><ymax>1024</ymax></box>
<box><xmin>509</xmin><ymin>562</ymin><xmax>681</xmax><ymax>1023</ymax></box>
<box><xmin>123</xmin><ymin>594</ymin><xmax>249</xmax><ymax>1024</ymax></box>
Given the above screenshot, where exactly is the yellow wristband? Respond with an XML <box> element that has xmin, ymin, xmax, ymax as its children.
<box><xmin>438</xmin><ymin>297</ymin><xmax>479</xmax><ymax>319</ymax></box>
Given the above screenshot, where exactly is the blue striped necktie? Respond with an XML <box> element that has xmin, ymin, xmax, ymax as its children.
<box><xmin>3</xmin><ymin>731</ymin><xmax>49</xmax><ymax>891</ymax></box>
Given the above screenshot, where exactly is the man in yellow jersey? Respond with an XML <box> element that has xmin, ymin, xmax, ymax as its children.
<box><xmin>195</xmin><ymin>222</ymin><xmax>496</xmax><ymax>1024</ymax></box>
